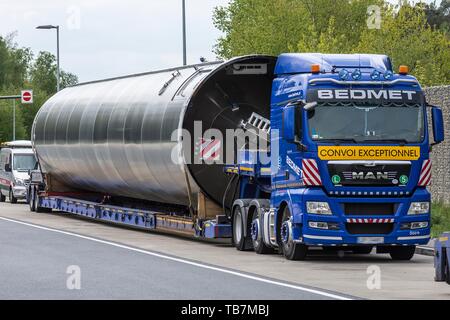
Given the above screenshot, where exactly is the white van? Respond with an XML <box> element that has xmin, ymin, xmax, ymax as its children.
<box><xmin>0</xmin><ymin>141</ymin><xmax>37</xmax><ymax>203</ymax></box>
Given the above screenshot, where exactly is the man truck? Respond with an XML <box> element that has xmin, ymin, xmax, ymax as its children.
<box><xmin>28</xmin><ymin>53</ymin><xmax>444</xmax><ymax>261</ymax></box>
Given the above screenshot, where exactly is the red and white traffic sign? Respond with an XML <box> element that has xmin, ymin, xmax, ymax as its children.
<box><xmin>21</xmin><ymin>90</ymin><xmax>33</xmax><ymax>104</ymax></box>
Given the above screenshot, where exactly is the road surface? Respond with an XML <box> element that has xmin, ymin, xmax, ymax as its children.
<box><xmin>0</xmin><ymin>202</ymin><xmax>448</xmax><ymax>300</ymax></box>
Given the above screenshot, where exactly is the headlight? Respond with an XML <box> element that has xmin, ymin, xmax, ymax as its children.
<box><xmin>14</xmin><ymin>179</ymin><xmax>24</xmax><ymax>187</ymax></box>
<box><xmin>307</xmin><ymin>202</ymin><xmax>332</xmax><ymax>215</ymax></box>
<box><xmin>408</xmin><ymin>202</ymin><xmax>430</xmax><ymax>215</ymax></box>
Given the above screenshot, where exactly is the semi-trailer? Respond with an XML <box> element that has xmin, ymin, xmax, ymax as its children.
<box><xmin>28</xmin><ymin>53</ymin><xmax>445</xmax><ymax>261</ymax></box>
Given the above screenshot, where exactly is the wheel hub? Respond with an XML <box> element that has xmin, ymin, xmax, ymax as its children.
<box><xmin>281</xmin><ymin>221</ymin><xmax>292</xmax><ymax>244</ymax></box>
<box><xmin>251</xmin><ymin>219</ymin><xmax>259</xmax><ymax>241</ymax></box>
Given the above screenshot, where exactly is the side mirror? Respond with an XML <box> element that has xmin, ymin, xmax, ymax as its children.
<box><xmin>4</xmin><ymin>163</ymin><xmax>11</xmax><ymax>172</ymax></box>
<box><xmin>431</xmin><ymin>107</ymin><xmax>445</xmax><ymax>145</ymax></box>
<box><xmin>283</xmin><ymin>105</ymin><xmax>296</xmax><ymax>142</ymax></box>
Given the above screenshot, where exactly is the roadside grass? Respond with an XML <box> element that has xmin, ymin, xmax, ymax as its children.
<box><xmin>432</xmin><ymin>202</ymin><xmax>450</xmax><ymax>237</ymax></box>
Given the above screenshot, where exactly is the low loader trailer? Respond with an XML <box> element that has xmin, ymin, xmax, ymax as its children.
<box><xmin>28</xmin><ymin>53</ymin><xmax>445</xmax><ymax>261</ymax></box>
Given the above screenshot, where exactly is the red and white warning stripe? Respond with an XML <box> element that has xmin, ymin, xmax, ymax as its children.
<box><xmin>346</xmin><ymin>218</ymin><xmax>395</xmax><ymax>224</ymax></box>
<box><xmin>302</xmin><ymin>159</ymin><xmax>322</xmax><ymax>186</ymax></box>
<box><xmin>418</xmin><ymin>160</ymin><xmax>432</xmax><ymax>187</ymax></box>
<box><xmin>197</xmin><ymin>138</ymin><xmax>221</xmax><ymax>162</ymax></box>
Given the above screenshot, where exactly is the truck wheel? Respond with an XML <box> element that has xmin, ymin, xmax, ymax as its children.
<box><xmin>280</xmin><ymin>207</ymin><xmax>308</xmax><ymax>261</ymax></box>
<box><xmin>9</xmin><ymin>189</ymin><xmax>17</xmax><ymax>204</ymax></box>
<box><xmin>232</xmin><ymin>206</ymin><xmax>252</xmax><ymax>251</ymax></box>
<box><xmin>445</xmin><ymin>250</ymin><xmax>450</xmax><ymax>285</ymax></box>
<box><xmin>251</xmin><ymin>208</ymin><xmax>274</xmax><ymax>254</ymax></box>
<box><xmin>0</xmin><ymin>192</ymin><xmax>5</xmax><ymax>202</ymax></box>
<box><xmin>389</xmin><ymin>246</ymin><xmax>416</xmax><ymax>261</ymax></box>
<box><xmin>35</xmin><ymin>190</ymin><xmax>51</xmax><ymax>213</ymax></box>
<box><xmin>29</xmin><ymin>186</ymin><xmax>36</xmax><ymax>212</ymax></box>
<box><xmin>352</xmin><ymin>246</ymin><xmax>373</xmax><ymax>254</ymax></box>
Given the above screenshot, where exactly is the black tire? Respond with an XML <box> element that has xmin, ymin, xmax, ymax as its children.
<box><xmin>29</xmin><ymin>186</ymin><xmax>36</xmax><ymax>212</ymax></box>
<box><xmin>0</xmin><ymin>192</ymin><xmax>5</xmax><ymax>202</ymax></box>
<box><xmin>352</xmin><ymin>246</ymin><xmax>373</xmax><ymax>254</ymax></box>
<box><xmin>280</xmin><ymin>207</ymin><xmax>308</xmax><ymax>261</ymax></box>
<box><xmin>444</xmin><ymin>250</ymin><xmax>450</xmax><ymax>285</ymax></box>
<box><xmin>232</xmin><ymin>206</ymin><xmax>252</xmax><ymax>251</ymax></box>
<box><xmin>389</xmin><ymin>246</ymin><xmax>416</xmax><ymax>261</ymax></box>
<box><xmin>251</xmin><ymin>208</ymin><xmax>274</xmax><ymax>254</ymax></box>
<box><xmin>35</xmin><ymin>190</ymin><xmax>51</xmax><ymax>213</ymax></box>
<box><xmin>9</xmin><ymin>189</ymin><xmax>17</xmax><ymax>204</ymax></box>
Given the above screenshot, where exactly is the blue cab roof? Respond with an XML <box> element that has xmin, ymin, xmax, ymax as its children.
<box><xmin>274</xmin><ymin>53</ymin><xmax>393</xmax><ymax>75</ymax></box>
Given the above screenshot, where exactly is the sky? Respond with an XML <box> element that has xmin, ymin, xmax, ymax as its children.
<box><xmin>0</xmin><ymin>0</ymin><xmax>230</xmax><ymax>82</ymax></box>
<box><xmin>0</xmin><ymin>0</ymin><xmax>441</xmax><ymax>83</ymax></box>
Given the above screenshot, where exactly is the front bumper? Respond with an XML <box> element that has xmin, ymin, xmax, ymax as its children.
<box><xmin>291</xmin><ymin>188</ymin><xmax>431</xmax><ymax>246</ymax></box>
<box><xmin>12</xmin><ymin>186</ymin><xmax>27</xmax><ymax>199</ymax></box>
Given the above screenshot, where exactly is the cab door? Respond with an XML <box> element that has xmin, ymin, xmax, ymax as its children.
<box><xmin>0</xmin><ymin>150</ymin><xmax>11</xmax><ymax>195</ymax></box>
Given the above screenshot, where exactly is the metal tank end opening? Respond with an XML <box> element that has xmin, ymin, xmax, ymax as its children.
<box><xmin>183</xmin><ymin>56</ymin><xmax>277</xmax><ymax>212</ymax></box>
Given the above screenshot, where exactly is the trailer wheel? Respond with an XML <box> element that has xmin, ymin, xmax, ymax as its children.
<box><xmin>251</xmin><ymin>208</ymin><xmax>274</xmax><ymax>254</ymax></box>
<box><xmin>232</xmin><ymin>206</ymin><xmax>252</xmax><ymax>251</ymax></box>
<box><xmin>29</xmin><ymin>186</ymin><xmax>36</xmax><ymax>212</ymax></box>
<box><xmin>9</xmin><ymin>189</ymin><xmax>17</xmax><ymax>204</ymax></box>
<box><xmin>280</xmin><ymin>207</ymin><xmax>308</xmax><ymax>261</ymax></box>
<box><xmin>389</xmin><ymin>246</ymin><xmax>416</xmax><ymax>261</ymax></box>
<box><xmin>0</xmin><ymin>192</ymin><xmax>5</xmax><ymax>202</ymax></box>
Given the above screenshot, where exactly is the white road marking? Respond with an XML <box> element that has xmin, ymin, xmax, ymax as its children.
<box><xmin>0</xmin><ymin>216</ymin><xmax>353</xmax><ymax>300</ymax></box>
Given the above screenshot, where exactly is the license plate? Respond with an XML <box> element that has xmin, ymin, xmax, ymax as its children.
<box><xmin>357</xmin><ymin>237</ymin><xmax>385</xmax><ymax>244</ymax></box>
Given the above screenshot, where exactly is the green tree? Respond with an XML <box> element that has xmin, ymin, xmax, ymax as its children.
<box><xmin>213</xmin><ymin>0</ymin><xmax>449</xmax><ymax>86</ymax></box>
<box><xmin>61</xmin><ymin>70</ymin><xmax>79</xmax><ymax>89</ymax></box>
<box><xmin>356</xmin><ymin>3</ymin><xmax>450</xmax><ymax>86</ymax></box>
<box><xmin>0</xmin><ymin>33</ymin><xmax>32</xmax><ymax>89</ymax></box>
<box><xmin>30</xmin><ymin>51</ymin><xmax>57</xmax><ymax>95</ymax></box>
<box><xmin>213</xmin><ymin>0</ymin><xmax>383</xmax><ymax>58</ymax></box>
<box><xmin>0</xmin><ymin>97</ymin><xmax>27</xmax><ymax>143</ymax></box>
<box><xmin>0</xmin><ymin>33</ymin><xmax>78</xmax><ymax>140</ymax></box>
<box><xmin>30</xmin><ymin>51</ymin><xmax>78</xmax><ymax>95</ymax></box>
<box><xmin>424</xmin><ymin>0</ymin><xmax>450</xmax><ymax>32</ymax></box>
<box><xmin>20</xmin><ymin>88</ymin><xmax>49</xmax><ymax>135</ymax></box>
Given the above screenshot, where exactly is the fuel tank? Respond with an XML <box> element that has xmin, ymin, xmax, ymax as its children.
<box><xmin>32</xmin><ymin>55</ymin><xmax>276</xmax><ymax>207</ymax></box>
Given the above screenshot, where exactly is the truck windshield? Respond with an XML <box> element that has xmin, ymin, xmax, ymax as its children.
<box><xmin>308</xmin><ymin>103</ymin><xmax>425</xmax><ymax>143</ymax></box>
<box><xmin>13</xmin><ymin>154</ymin><xmax>37</xmax><ymax>171</ymax></box>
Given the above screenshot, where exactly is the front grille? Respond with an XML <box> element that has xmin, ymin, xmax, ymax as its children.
<box><xmin>346</xmin><ymin>223</ymin><xmax>394</xmax><ymax>235</ymax></box>
<box><xmin>328</xmin><ymin>162</ymin><xmax>412</xmax><ymax>187</ymax></box>
<box><xmin>344</xmin><ymin>203</ymin><xmax>395</xmax><ymax>216</ymax></box>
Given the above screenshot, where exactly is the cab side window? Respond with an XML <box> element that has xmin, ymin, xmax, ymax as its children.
<box><xmin>0</xmin><ymin>152</ymin><xmax>5</xmax><ymax>171</ymax></box>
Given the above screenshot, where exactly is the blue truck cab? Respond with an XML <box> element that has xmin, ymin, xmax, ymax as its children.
<box><xmin>227</xmin><ymin>53</ymin><xmax>445</xmax><ymax>261</ymax></box>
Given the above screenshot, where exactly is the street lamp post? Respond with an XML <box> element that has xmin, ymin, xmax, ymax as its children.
<box><xmin>36</xmin><ymin>25</ymin><xmax>60</xmax><ymax>92</ymax></box>
<box><xmin>182</xmin><ymin>0</ymin><xmax>187</xmax><ymax>66</ymax></box>
<box><xmin>0</xmin><ymin>95</ymin><xmax>20</xmax><ymax>141</ymax></box>
<box><xmin>12</xmin><ymin>99</ymin><xmax>15</xmax><ymax>141</ymax></box>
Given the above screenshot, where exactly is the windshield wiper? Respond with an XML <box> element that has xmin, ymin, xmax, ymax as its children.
<box><xmin>361</xmin><ymin>139</ymin><xmax>410</xmax><ymax>145</ymax></box>
<box><xmin>316</xmin><ymin>138</ymin><xmax>359</xmax><ymax>145</ymax></box>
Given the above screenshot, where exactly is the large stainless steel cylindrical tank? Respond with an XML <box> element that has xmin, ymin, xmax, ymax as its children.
<box><xmin>32</xmin><ymin>55</ymin><xmax>276</xmax><ymax>207</ymax></box>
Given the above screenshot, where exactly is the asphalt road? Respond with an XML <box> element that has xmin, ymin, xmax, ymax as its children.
<box><xmin>0</xmin><ymin>202</ymin><xmax>449</xmax><ymax>300</ymax></box>
<box><xmin>0</xmin><ymin>210</ymin><xmax>348</xmax><ymax>300</ymax></box>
